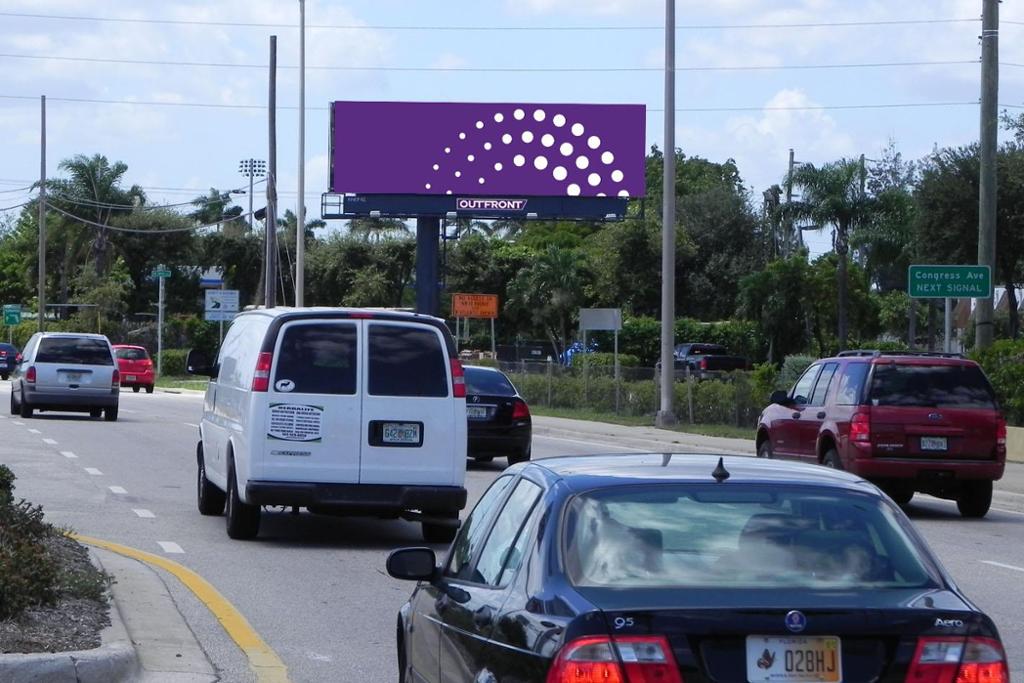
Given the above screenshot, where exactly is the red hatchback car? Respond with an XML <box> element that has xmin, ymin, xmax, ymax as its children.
<box><xmin>756</xmin><ymin>351</ymin><xmax>1006</xmax><ymax>518</ymax></box>
<box><xmin>112</xmin><ymin>344</ymin><xmax>156</xmax><ymax>393</ymax></box>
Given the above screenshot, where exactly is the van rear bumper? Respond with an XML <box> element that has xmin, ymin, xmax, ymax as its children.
<box><xmin>245</xmin><ymin>481</ymin><xmax>468</xmax><ymax>513</ymax></box>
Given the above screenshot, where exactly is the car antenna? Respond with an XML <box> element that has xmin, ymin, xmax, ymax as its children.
<box><xmin>712</xmin><ymin>457</ymin><xmax>730</xmax><ymax>483</ymax></box>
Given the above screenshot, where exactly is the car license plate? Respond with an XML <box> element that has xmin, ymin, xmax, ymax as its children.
<box><xmin>61</xmin><ymin>372</ymin><xmax>84</xmax><ymax>383</ymax></box>
<box><xmin>746</xmin><ymin>635</ymin><xmax>841</xmax><ymax>683</ymax></box>
<box><xmin>466</xmin><ymin>406</ymin><xmax>489</xmax><ymax>419</ymax></box>
<box><xmin>125</xmin><ymin>375</ymin><xmax>137</xmax><ymax>382</ymax></box>
<box><xmin>382</xmin><ymin>422</ymin><xmax>421</xmax><ymax>444</ymax></box>
<box><xmin>920</xmin><ymin>436</ymin><xmax>948</xmax><ymax>451</ymax></box>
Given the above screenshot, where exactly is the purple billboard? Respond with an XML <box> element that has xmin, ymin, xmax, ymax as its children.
<box><xmin>330</xmin><ymin>101</ymin><xmax>646</xmax><ymax>198</ymax></box>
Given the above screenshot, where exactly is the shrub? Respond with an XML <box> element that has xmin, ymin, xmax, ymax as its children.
<box><xmin>570</xmin><ymin>353</ymin><xmax>640</xmax><ymax>369</ymax></box>
<box><xmin>0</xmin><ymin>469</ymin><xmax>60</xmax><ymax>620</ymax></box>
<box><xmin>971</xmin><ymin>339</ymin><xmax>1024</xmax><ymax>426</ymax></box>
<box><xmin>159</xmin><ymin>348</ymin><xmax>189</xmax><ymax>377</ymax></box>
<box><xmin>751</xmin><ymin>362</ymin><xmax>780</xmax><ymax>407</ymax></box>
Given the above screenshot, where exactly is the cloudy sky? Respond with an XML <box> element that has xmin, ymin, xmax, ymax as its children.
<box><xmin>1</xmin><ymin>0</ymin><xmax>1022</xmax><ymax>258</ymax></box>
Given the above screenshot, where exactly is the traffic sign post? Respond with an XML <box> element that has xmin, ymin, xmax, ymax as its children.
<box><xmin>908</xmin><ymin>265</ymin><xmax>992</xmax><ymax>354</ymax></box>
<box><xmin>451</xmin><ymin>293</ymin><xmax>499</xmax><ymax>356</ymax></box>
<box><xmin>205</xmin><ymin>289</ymin><xmax>239</xmax><ymax>322</ymax></box>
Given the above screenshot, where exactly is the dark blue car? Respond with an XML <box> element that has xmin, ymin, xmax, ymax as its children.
<box><xmin>387</xmin><ymin>454</ymin><xmax>1009</xmax><ymax>683</ymax></box>
<box><xmin>0</xmin><ymin>342</ymin><xmax>20</xmax><ymax>380</ymax></box>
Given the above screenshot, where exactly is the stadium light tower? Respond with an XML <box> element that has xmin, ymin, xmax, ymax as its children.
<box><xmin>238</xmin><ymin>158</ymin><xmax>267</xmax><ymax>232</ymax></box>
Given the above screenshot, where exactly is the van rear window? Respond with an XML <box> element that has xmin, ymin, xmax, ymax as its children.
<box><xmin>36</xmin><ymin>338</ymin><xmax>113</xmax><ymax>365</ymax></box>
<box><xmin>368</xmin><ymin>324</ymin><xmax>448</xmax><ymax>397</ymax></box>
<box><xmin>868</xmin><ymin>364</ymin><xmax>996</xmax><ymax>409</ymax></box>
<box><xmin>274</xmin><ymin>324</ymin><xmax>357</xmax><ymax>395</ymax></box>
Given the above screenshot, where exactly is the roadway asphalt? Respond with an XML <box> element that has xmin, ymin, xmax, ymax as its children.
<box><xmin>0</xmin><ymin>385</ymin><xmax>1021</xmax><ymax>682</ymax></box>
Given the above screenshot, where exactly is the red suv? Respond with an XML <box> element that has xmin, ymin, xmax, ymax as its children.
<box><xmin>756</xmin><ymin>351</ymin><xmax>1006</xmax><ymax>518</ymax></box>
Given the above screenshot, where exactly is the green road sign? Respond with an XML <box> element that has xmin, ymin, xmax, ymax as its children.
<box><xmin>3</xmin><ymin>304</ymin><xmax>21</xmax><ymax>326</ymax></box>
<box><xmin>154</xmin><ymin>269</ymin><xmax>171</xmax><ymax>278</ymax></box>
<box><xmin>908</xmin><ymin>264</ymin><xmax>992</xmax><ymax>299</ymax></box>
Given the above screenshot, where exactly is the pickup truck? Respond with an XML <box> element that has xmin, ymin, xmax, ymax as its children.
<box><xmin>672</xmin><ymin>343</ymin><xmax>748</xmax><ymax>379</ymax></box>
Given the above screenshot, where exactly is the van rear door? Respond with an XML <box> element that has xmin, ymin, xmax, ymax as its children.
<box><xmin>260</xmin><ymin>320</ymin><xmax>363</xmax><ymax>483</ymax></box>
<box><xmin>34</xmin><ymin>337</ymin><xmax>115</xmax><ymax>399</ymax></box>
<box><xmin>360</xmin><ymin>321</ymin><xmax>465</xmax><ymax>486</ymax></box>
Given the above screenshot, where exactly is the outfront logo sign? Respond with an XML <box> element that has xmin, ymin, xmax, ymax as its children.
<box><xmin>456</xmin><ymin>198</ymin><xmax>528</xmax><ymax>212</ymax></box>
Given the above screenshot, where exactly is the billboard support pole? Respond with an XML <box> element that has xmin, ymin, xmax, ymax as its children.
<box><xmin>416</xmin><ymin>217</ymin><xmax>440</xmax><ymax>316</ymax></box>
<box><xmin>656</xmin><ymin>0</ymin><xmax>677</xmax><ymax>428</ymax></box>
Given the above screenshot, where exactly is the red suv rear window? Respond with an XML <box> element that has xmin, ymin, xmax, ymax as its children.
<box><xmin>868</xmin><ymin>364</ymin><xmax>996</xmax><ymax>409</ymax></box>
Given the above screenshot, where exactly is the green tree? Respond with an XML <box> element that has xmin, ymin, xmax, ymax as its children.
<box><xmin>737</xmin><ymin>254</ymin><xmax>811</xmax><ymax>361</ymax></box>
<box><xmin>347</xmin><ymin>217</ymin><xmax>409</xmax><ymax>242</ymax></box>
<box><xmin>787</xmin><ymin>159</ymin><xmax>876</xmax><ymax>350</ymax></box>
<box><xmin>507</xmin><ymin>246</ymin><xmax>588</xmax><ymax>358</ymax></box>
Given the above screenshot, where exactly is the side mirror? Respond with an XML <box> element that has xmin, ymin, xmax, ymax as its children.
<box><xmin>186</xmin><ymin>349</ymin><xmax>214</xmax><ymax>377</ymax></box>
<box><xmin>386</xmin><ymin>547</ymin><xmax>438</xmax><ymax>582</ymax></box>
<box><xmin>769</xmin><ymin>390</ymin><xmax>790</xmax><ymax>406</ymax></box>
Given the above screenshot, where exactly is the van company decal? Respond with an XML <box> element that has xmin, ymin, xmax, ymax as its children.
<box><xmin>268</xmin><ymin>403</ymin><xmax>323</xmax><ymax>442</ymax></box>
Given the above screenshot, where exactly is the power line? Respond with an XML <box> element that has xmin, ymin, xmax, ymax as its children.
<box><xmin>0</xmin><ymin>184</ymin><xmax>34</xmax><ymax>194</ymax></box>
<box><xmin>0</xmin><ymin>52</ymin><xmax>981</xmax><ymax>73</ymax></box>
<box><xmin>49</xmin><ymin>179</ymin><xmax>266</xmax><ymax>210</ymax></box>
<box><xmin>1</xmin><ymin>201</ymin><xmax>30</xmax><ymax>212</ymax></box>
<box><xmin>0</xmin><ymin>11</ymin><xmax>982</xmax><ymax>31</ymax></box>
<box><xmin>0</xmin><ymin>93</ymin><xmax>1001</xmax><ymax>113</ymax></box>
<box><xmin>48</xmin><ymin>204</ymin><xmax>251</xmax><ymax>233</ymax></box>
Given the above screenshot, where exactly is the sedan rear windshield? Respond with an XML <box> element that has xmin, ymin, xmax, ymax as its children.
<box><xmin>868</xmin><ymin>364</ymin><xmax>996</xmax><ymax>409</ymax></box>
<box><xmin>36</xmin><ymin>338</ymin><xmax>113</xmax><ymax>366</ymax></box>
<box><xmin>563</xmin><ymin>485</ymin><xmax>937</xmax><ymax>590</ymax></box>
<box><xmin>115</xmin><ymin>348</ymin><xmax>149</xmax><ymax>361</ymax></box>
<box><xmin>464</xmin><ymin>368</ymin><xmax>517</xmax><ymax>396</ymax></box>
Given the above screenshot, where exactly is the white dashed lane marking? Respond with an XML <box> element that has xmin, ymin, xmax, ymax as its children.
<box><xmin>27</xmin><ymin>428</ymin><xmax>40</xmax><ymax>434</ymax></box>
<box><xmin>84</xmin><ymin>467</ymin><xmax>103</xmax><ymax>476</ymax></box>
<box><xmin>981</xmin><ymin>560</ymin><xmax>1024</xmax><ymax>573</ymax></box>
<box><xmin>60</xmin><ymin>451</ymin><xmax>78</xmax><ymax>459</ymax></box>
<box><xmin>184</xmin><ymin>422</ymin><xmax>199</xmax><ymax>428</ymax></box>
<box><xmin>12</xmin><ymin>421</ymin><xmax>24</xmax><ymax>426</ymax></box>
<box><xmin>158</xmin><ymin>541</ymin><xmax>184</xmax><ymax>554</ymax></box>
<box><xmin>42</xmin><ymin>438</ymin><xmax>57</xmax><ymax>445</ymax></box>
<box><xmin>109</xmin><ymin>486</ymin><xmax>127</xmax><ymax>494</ymax></box>
<box><xmin>133</xmin><ymin>509</ymin><xmax>155</xmax><ymax>518</ymax></box>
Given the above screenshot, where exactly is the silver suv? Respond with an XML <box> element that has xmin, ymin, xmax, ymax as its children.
<box><xmin>10</xmin><ymin>332</ymin><xmax>120</xmax><ymax>421</ymax></box>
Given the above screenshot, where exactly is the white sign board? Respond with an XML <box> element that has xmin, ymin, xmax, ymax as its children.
<box><xmin>579</xmin><ymin>308</ymin><xmax>622</xmax><ymax>331</ymax></box>
<box><xmin>205</xmin><ymin>289</ymin><xmax>239</xmax><ymax>322</ymax></box>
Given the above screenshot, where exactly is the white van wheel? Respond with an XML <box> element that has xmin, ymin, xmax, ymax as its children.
<box><xmin>225</xmin><ymin>461</ymin><xmax>261</xmax><ymax>539</ymax></box>
<box><xmin>197</xmin><ymin>446</ymin><xmax>226</xmax><ymax>516</ymax></box>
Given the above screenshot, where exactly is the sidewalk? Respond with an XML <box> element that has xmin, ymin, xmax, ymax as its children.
<box><xmin>0</xmin><ymin>547</ymin><xmax>217</xmax><ymax>682</ymax></box>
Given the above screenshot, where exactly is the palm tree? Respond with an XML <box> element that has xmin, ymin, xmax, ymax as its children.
<box><xmin>507</xmin><ymin>245</ymin><xmax>587</xmax><ymax>358</ymax></box>
<box><xmin>347</xmin><ymin>217</ymin><xmax>410</xmax><ymax>242</ymax></box>
<box><xmin>788</xmin><ymin>160</ymin><xmax>876</xmax><ymax>350</ymax></box>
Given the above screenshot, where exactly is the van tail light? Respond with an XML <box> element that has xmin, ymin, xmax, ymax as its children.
<box><xmin>450</xmin><ymin>358</ymin><xmax>466</xmax><ymax>398</ymax></box>
<box><xmin>112</xmin><ymin>369</ymin><xmax>120</xmax><ymax>388</ymax></box>
<box><xmin>995</xmin><ymin>416</ymin><xmax>1007</xmax><ymax>458</ymax></box>
<box><xmin>512</xmin><ymin>399</ymin><xmax>531</xmax><ymax>420</ymax></box>
<box><xmin>252</xmin><ymin>352</ymin><xmax>273</xmax><ymax>392</ymax></box>
<box><xmin>905</xmin><ymin>636</ymin><xmax>1008</xmax><ymax>683</ymax></box>
<box><xmin>26</xmin><ymin>366</ymin><xmax>36</xmax><ymax>384</ymax></box>
<box><xmin>850</xmin><ymin>409</ymin><xmax>871</xmax><ymax>443</ymax></box>
<box><xmin>546</xmin><ymin>635</ymin><xmax>684</xmax><ymax>683</ymax></box>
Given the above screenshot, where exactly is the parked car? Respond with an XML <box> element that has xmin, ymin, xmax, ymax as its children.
<box><xmin>756</xmin><ymin>350</ymin><xmax>1006</xmax><ymax>518</ymax></box>
<box><xmin>464</xmin><ymin>365</ymin><xmax>531</xmax><ymax>465</ymax></box>
<box><xmin>0</xmin><ymin>342</ymin><xmax>20</xmax><ymax>380</ymax></box>
<box><xmin>186</xmin><ymin>307</ymin><xmax>468</xmax><ymax>542</ymax></box>
<box><xmin>10</xmin><ymin>332</ymin><xmax>119</xmax><ymax>421</ymax></box>
<box><xmin>112</xmin><ymin>344</ymin><xmax>156</xmax><ymax>393</ymax></box>
<box><xmin>673</xmin><ymin>342</ymin><xmax>749</xmax><ymax>379</ymax></box>
<box><xmin>386</xmin><ymin>453</ymin><xmax>1010</xmax><ymax>682</ymax></box>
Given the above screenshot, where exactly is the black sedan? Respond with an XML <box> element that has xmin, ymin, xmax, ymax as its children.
<box><xmin>387</xmin><ymin>454</ymin><xmax>1010</xmax><ymax>683</ymax></box>
<box><xmin>464</xmin><ymin>365</ymin><xmax>531</xmax><ymax>465</ymax></box>
<box><xmin>0</xmin><ymin>343</ymin><xmax>20</xmax><ymax>380</ymax></box>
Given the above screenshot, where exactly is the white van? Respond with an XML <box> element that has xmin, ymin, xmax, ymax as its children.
<box><xmin>186</xmin><ymin>308</ymin><xmax>468</xmax><ymax>542</ymax></box>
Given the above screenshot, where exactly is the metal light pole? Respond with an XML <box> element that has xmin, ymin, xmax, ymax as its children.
<box><xmin>656</xmin><ymin>0</ymin><xmax>677</xmax><ymax>428</ymax></box>
<box><xmin>295</xmin><ymin>0</ymin><xmax>307</xmax><ymax>307</ymax></box>
<box><xmin>238</xmin><ymin>159</ymin><xmax>266</xmax><ymax>232</ymax></box>
<box><xmin>38</xmin><ymin>95</ymin><xmax>46</xmax><ymax>332</ymax></box>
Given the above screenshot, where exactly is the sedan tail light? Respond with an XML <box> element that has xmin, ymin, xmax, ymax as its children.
<box><xmin>905</xmin><ymin>636</ymin><xmax>1008</xmax><ymax>683</ymax></box>
<box><xmin>850</xmin><ymin>409</ymin><xmax>871</xmax><ymax>443</ymax></box>
<box><xmin>26</xmin><ymin>366</ymin><xmax>36</xmax><ymax>384</ymax></box>
<box><xmin>251</xmin><ymin>352</ymin><xmax>273</xmax><ymax>392</ymax></box>
<box><xmin>450</xmin><ymin>359</ymin><xmax>466</xmax><ymax>398</ymax></box>
<box><xmin>546</xmin><ymin>635</ymin><xmax>684</xmax><ymax>683</ymax></box>
<box><xmin>512</xmin><ymin>399</ymin><xmax>531</xmax><ymax>420</ymax></box>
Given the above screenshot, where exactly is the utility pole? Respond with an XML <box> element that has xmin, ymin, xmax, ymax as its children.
<box><xmin>265</xmin><ymin>36</ymin><xmax>279</xmax><ymax>308</ymax></box>
<box><xmin>295</xmin><ymin>0</ymin><xmax>307</xmax><ymax>307</ymax></box>
<box><xmin>656</xmin><ymin>0</ymin><xmax>676</xmax><ymax>428</ymax></box>
<box><xmin>976</xmin><ymin>0</ymin><xmax>999</xmax><ymax>350</ymax></box>
<box><xmin>785</xmin><ymin>148</ymin><xmax>797</xmax><ymax>255</ymax></box>
<box><xmin>157</xmin><ymin>268</ymin><xmax>166</xmax><ymax>377</ymax></box>
<box><xmin>38</xmin><ymin>95</ymin><xmax>46</xmax><ymax>332</ymax></box>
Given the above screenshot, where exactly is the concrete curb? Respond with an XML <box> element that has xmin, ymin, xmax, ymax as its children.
<box><xmin>0</xmin><ymin>550</ymin><xmax>139</xmax><ymax>683</ymax></box>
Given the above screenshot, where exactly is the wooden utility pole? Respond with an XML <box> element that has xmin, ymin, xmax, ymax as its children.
<box><xmin>38</xmin><ymin>95</ymin><xmax>46</xmax><ymax>332</ymax></box>
<box><xmin>976</xmin><ymin>0</ymin><xmax>998</xmax><ymax>349</ymax></box>
<box><xmin>265</xmin><ymin>36</ymin><xmax>278</xmax><ymax>309</ymax></box>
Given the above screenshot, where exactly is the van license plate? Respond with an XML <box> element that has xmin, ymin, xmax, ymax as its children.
<box><xmin>383</xmin><ymin>423</ymin><xmax>421</xmax><ymax>444</ymax></box>
<box><xmin>61</xmin><ymin>372</ymin><xmax>83</xmax><ymax>383</ymax></box>
<box><xmin>746</xmin><ymin>635</ymin><xmax>841</xmax><ymax>683</ymax></box>
<box><xmin>921</xmin><ymin>436</ymin><xmax>948</xmax><ymax>451</ymax></box>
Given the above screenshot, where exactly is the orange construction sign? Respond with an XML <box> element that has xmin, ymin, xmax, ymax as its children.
<box><xmin>452</xmin><ymin>293</ymin><xmax>499</xmax><ymax>319</ymax></box>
